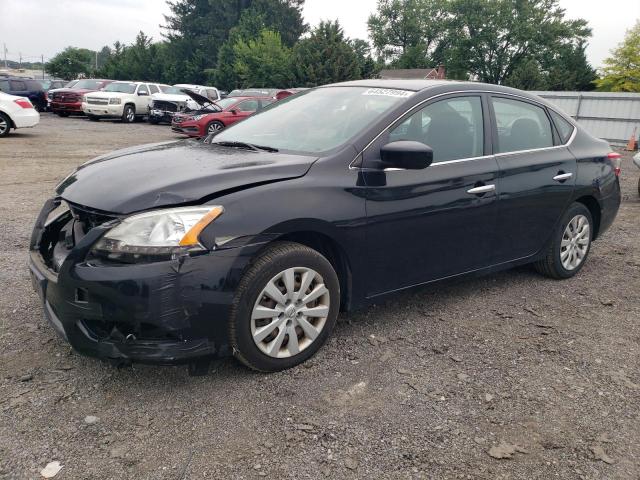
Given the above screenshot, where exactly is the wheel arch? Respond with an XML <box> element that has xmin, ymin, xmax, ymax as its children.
<box><xmin>274</xmin><ymin>231</ymin><xmax>353</xmax><ymax>312</ymax></box>
<box><xmin>0</xmin><ymin>109</ymin><xmax>15</xmax><ymax>129</ymax></box>
<box><xmin>574</xmin><ymin>195</ymin><xmax>601</xmax><ymax>240</ymax></box>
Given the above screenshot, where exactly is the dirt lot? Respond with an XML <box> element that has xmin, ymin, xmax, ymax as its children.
<box><xmin>1</xmin><ymin>114</ymin><xmax>639</xmax><ymax>480</ymax></box>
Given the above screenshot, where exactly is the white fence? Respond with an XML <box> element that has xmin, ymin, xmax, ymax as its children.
<box><xmin>531</xmin><ymin>91</ymin><xmax>640</xmax><ymax>145</ymax></box>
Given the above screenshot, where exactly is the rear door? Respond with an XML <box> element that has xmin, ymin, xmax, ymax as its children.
<box><xmin>363</xmin><ymin>94</ymin><xmax>500</xmax><ymax>296</ymax></box>
<box><xmin>490</xmin><ymin>95</ymin><xmax>577</xmax><ymax>262</ymax></box>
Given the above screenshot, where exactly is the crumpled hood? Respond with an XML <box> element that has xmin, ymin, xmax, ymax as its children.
<box><xmin>56</xmin><ymin>140</ymin><xmax>317</xmax><ymax>215</ymax></box>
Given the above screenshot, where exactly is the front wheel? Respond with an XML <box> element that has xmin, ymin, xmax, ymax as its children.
<box><xmin>229</xmin><ymin>242</ymin><xmax>340</xmax><ymax>372</ymax></box>
<box><xmin>121</xmin><ymin>105</ymin><xmax>135</xmax><ymax>123</ymax></box>
<box><xmin>87</xmin><ymin>115</ymin><xmax>99</xmax><ymax>122</ymax></box>
<box><xmin>57</xmin><ymin>112</ymin><xmax>70</xmax><ymax>117</ymax></box>
<box><xmin>535</xmin><ymin>202</ymin><xmax>593</xmax><ymax>279</ymax></box>
<box><xmin>206</xmin><ymin>120</ymin><xmax>224</xmax><ymax>135</ymax></box>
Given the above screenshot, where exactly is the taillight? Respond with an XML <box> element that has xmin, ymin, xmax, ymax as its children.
<box><xmin>607</xmin><ymin>152</ymin><xmax>622</xmax><ymax>177</ymax></box>
<box><xmin>14</xmin><ymin>99</ymin><xmax>33</xmax><ymax>109</ymax></box>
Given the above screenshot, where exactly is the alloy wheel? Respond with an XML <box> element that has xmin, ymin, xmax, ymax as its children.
<box><xmin>0</xmin><ymin>116</ymin><xmax>8</xmax><ymax>135</ymax></box>
<box><xmin>251</xmin><ymin>267</ymin><xmax>330</xmax><ymax>359</ymax></box>
<box><xmin>126</xmin><ymin>108</ymin><xmax>135</xmax><ymax>122</ymax></box>
<box><xmin>208</xmin><ymin>122</ymin><xmax>223</xmax><ymax>135</ymax></box>
<box><xmin>560</xmin><ymin>214</ymin><xmax>590</xmax><ymax>270</ymax></box>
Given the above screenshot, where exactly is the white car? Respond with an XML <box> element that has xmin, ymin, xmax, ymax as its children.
<box><xmin>148</xmin><ymin>84</ymin><xmax>221</xmax><ymax>124</ymax></box>
<box><xmin>82</xmin><ymin>81</ymin><xmax>163</xmax><ymax>123</ymax></box>
<box><xmin>0</xmin><ymin>91</ymin><xmax>40</xmax><ymax>137</ymax></box>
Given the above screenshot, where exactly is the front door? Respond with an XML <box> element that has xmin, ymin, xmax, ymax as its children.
<box><xmin>135</xmin><ymin>84</ymin><xmax>150</xmax><ymax>113</ymax></box>
<box><xmin>489</xmin><ymin>95</ymin><xmax>577</xmax><ymax>262</ymax></box>
<box><xmin>362</xmin><ymin>94</ymin><xmax>500</xmax><ymax>297</ymax></box>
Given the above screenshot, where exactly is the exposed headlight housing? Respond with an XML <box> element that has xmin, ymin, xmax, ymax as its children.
<box><xmin>109</xmin><ymin>97</ymin><xmax>122</xmax><ymax>105</ymax></box>
<box><xmin>92</xmin><ymin>206</ymin><xmax>224</xmax><ymax>261</ymax></box>
<box><xmin>191</xmin><ymin>114</ymin><xmax>207</xmax><ymax>121</ymax></box>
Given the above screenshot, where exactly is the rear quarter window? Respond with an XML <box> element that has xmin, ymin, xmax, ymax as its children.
<box><xmin>0</xmin><ymin>80</ymin><xmax>9</xmax><ymax>92</ymax></box>
<box><xmin>549</xmin><ymin>110</ymin><xmax>575</xmax><ymax>144</ymax></box>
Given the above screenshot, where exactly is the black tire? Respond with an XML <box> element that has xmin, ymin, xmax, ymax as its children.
<box><xmin>637</xmin><ymin>176</ymin><xmax>640</xmax><ymax>197</ymax></box>
<box><xmin>87</xmin><ymin>115</ymin><xmax>99</xmax><ymax>122</ymax></box>
<box><xmin>205</xmin><ymin>120</ymin><xmax>225</xmax><ymax>136</ymax></box>
<box><xmin>149</xmin><ymin>118</ymin><xmax>159</xmax><ymax>125</ymax></box>
<box><xmin>56</xmin><ymin>112</ymin><xmax>70</xmax><ymax>117</ymax></box>
<box><xmin>534</xmin><ymin>202</ymin><xmax>593</xmax><ymax>279</ymax></box>
<box><xmin>229</xmin><ymin>241</ymin><xmax>340</xmax><ymax>372</ymax></box>
<box><xmin>0</xmin><ymin>112</ymin><xmax>11</xmax><ymax>137</ymax></box>
<box><xmin>121</xmin><ymin>104</ymin><xmax>135</xmax><ymax>123</ymax></box>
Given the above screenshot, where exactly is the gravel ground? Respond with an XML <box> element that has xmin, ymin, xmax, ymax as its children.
<box><xmin>1</xmin><ymin>114</ymin><xmax>639</xmax><ymax>480</ymax></box>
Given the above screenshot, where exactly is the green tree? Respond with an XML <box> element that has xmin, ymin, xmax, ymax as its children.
<box><xmin>545</xmin><ymin>42</ymin><xmax>597</xmax><ymax>91</ymax></box>
<box><xmin>444</xmin><ymin>0</ymin><xmax>591</xmax><ymax>85</ymax></box>
<box><xmin>350</xmin><ymin>39</ymin><xmax>381</xmax><ymax>79</ymax></box>
<box><xmin>368</xmin><ymin>0</ymin><xmax>447</xmax><ymax>65</ymax></box>
<box><xmin>163</xmin><ymin>0</ymin><xmax>306</xmax><ymax>84</ymax></box>
<box><xmin>45</xmin><ymin>47</ymin><xmax>95</xmax><ymax>79</ymax></box>
<box><xmin>292</xmin><ymin>21</ymin><xmax>361</xmax><ymax>87</ymax></box>
<box><xmin>233</xmin><ymin>30</ymin><xmax>294</xmax><ymax>88</ymax></box>
<box><xmin>595</xmin><ymin>21</ymin><xmax>640</xmax><ymax>92</ymax></box>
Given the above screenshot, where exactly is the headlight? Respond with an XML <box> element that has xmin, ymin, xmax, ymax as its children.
<box><xmin>82</xmin><ymin>95</ymin><xmax>87</xmax><ymax>103</ymax></box>
<box><xmin>191</xmin><ymin>114</ymin><xmax>207</xmax><ymax>121</ymax></box>
<box><xmin>109</xmin><ymin>98</ymin><xmax>121</xmax><ymax>105</ymax></box>
<box><xmin>92</xmin><ymin>206</ymin><xmax>224</xmax><ymax>260</ymax></box>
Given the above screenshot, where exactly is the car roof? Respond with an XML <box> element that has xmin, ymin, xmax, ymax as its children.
<box><xmin>321</xmin><ymin>79</ymin><xmax>554</xmax><ymax>105</ymax></box>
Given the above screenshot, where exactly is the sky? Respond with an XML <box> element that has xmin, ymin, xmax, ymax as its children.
<box><xmin>0</xmin><ymin>0</ymin><xmax>638</xmax><ymax>69</ymax></box>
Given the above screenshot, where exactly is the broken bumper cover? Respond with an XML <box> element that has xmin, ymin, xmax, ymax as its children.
<box><xmin>28</xmin><ymin>200</ymin><xmax>254</xmax><ymax>365</ymax></box>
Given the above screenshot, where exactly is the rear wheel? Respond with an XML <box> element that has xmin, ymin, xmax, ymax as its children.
<box><xmin>229</xmin><ymin>242</ymin><xmax>340</xmax><ymax>372</ymax></box>
<box><xmin>57</xmin><ymin>112</ymin><xmax>70</xmax><ymax>117</ymax></box>
<box><xmin>535</xmin><ymin>202</ymin><xmax>593</xmax><ymax>279</ymax></box>
<box><xmin>0</xmin><ymin>112</ymin><xmax>11</xmax><ymax>137</ymax></box>
<box><xmin>206</xmin><ymin>120</ymin><xmax>224</xmax><ymax>135</ymax></box>
<box><xmin>87</xmin><ymin>115</ymin><xmax>99</xmax><ymax>122</ymax></box>
<box><xmin>121</xmin><ymin>105</ymin><xmax>135</xmax><ymax>123</ymax></box>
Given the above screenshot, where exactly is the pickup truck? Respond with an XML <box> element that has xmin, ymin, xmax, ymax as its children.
<box><xmin>82</xmin><ymin>81</ymin><xmax>163</xmax><ymax>123</ymax></box>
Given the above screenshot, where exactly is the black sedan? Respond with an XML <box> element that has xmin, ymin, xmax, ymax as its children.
<box><xmin>29</xmin><ymin>80</ymin><xmax>621</xmax><ymax>373</ymax></box>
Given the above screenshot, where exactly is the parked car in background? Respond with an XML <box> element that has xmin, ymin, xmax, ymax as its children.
<box><xmin>29</xmin><ymin>80</ymin><xmax>621</xmax><ymax>372</ymax></box>
<box><xmin>148</xmin><ymin>84</ymin><xmax>220</xmax><ymax>124</ymax></box>
<box><xmin>171</xmin><ymin>95</ymin><xmax>275</xmax><ymax>137</ymax></box>
<box><xmin>41</xmin><ymin>79</ymin><xmax>67</xmax><ymax>91</ymax></box>
<box><xmin>227</xmin><ymin>88</ymin><xmax>303</xmax><ymax>100</ymax></box>
<box><xmin>50</xmin><ymin>79</ymin><xmax>114</xmax><ymax>117</ymax></box>
<box><xmin>82</xmin><ymin>81</ymin><xmax>162</xmax><ymax>123</ymax></box>
<box><xmin>0</xmin><ymin>77</ymin><xmax>47</xmax><ymax>111</ymax></box>
<box><xmin>0</xmin><ymin>91</ymin><xmax>39</xmax><ymax>137</ymax></box>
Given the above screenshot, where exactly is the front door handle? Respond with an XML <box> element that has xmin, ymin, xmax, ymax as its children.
<box><xmin>553</xmin><ymin>172</ymin><xmax>573</xmax><ymax>182</ymax></box>
<box><xmin>467</xmin><ymin>184</ymin><xmax>496</xmax><ymax>195</ymax></box>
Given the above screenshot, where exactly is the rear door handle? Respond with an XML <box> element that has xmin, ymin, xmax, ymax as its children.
<box><xmin>553</xmin><ymin>172</ymin><xmax>573</xmax><ymax>182</ymax></box>
<box><xmin>467</xmin><ymin>184</ymin><xmax>496</xmax><ymax>195</ymax></box>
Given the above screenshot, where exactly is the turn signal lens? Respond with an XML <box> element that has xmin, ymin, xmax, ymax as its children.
<box><xmin>179</xmin><ymin>206</ymin><xmax>224</xmax><ymax>246</ymax></box>
<box><xmin>607</xmin><ymin>152</ymin><xmax>622</xmax><ymax>177</ymax></box>
<box><xmin>14</xmin><ymin>99</ymin><xmax>33</xmax><ymax>109</ymax></box>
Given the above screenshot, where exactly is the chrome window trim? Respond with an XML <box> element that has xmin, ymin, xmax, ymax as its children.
<box><xmin>350</xmin><ymin>89</ymin><xmax>577</xmax><ymax>170</ymax></box>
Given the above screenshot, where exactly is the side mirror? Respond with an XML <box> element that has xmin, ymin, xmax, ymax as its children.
<box><xmin>138</xmin><ymin>91</ymin><xmax>149</xmax><ymax>96</ymax></box>
<box><xmin>230</xmin><ymin>109</ymin><xmax>238</xmax><ymax>114</ymax></box>
<box><xmin>380</xmin><ymin>141</ymin><xmax>433</xmax><ymax>170</ymax></box>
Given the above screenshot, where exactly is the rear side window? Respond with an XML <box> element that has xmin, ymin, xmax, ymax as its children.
<box><xmin>492</xmin><ymin>97</ymin><xmax>553</xmax><ymax>153</ymax></box>
<box><xmin>206</xmin><ymin>89</ymin><xmax>219</xmax><ymax>101</ymax></box>
<box><xmin>26</xmin><ymin>80</ymin><xmax>42</xmax><ymax>90</ymax></box>
<box><xmin>149</xmin><ymin>85</ymin><xmax>159</xmax><ymax>94</ymax></box>
<box><xmin>549</xmin><ymin>110</ymin><xmax>574</xmax><ymax>144</ymax></box>
<box><xmin>10</xmin><ymin>80</ymin><xmax>27</xmax><ymax>91</ymax></box>
<box><xmin>390</xmin><ymin>96</ymin><xmax>484</xmax><ymax>163</ymax></box>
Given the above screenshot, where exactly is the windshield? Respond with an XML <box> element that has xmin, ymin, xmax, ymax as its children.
<box><xmin>104</xmin><ymin>82</ymin><xmax>137</xmax><ymax>94</ymax></box>
<box><xmin>215</xmin><ymin>98</ymin><xmax>240</xmax><ymax>110</ymax></box>
<box><xmin>162</xmin><ymin>86</ymin><xmax>187</xmax><ymax>95</ymax></box>
<box><xmin>64</xmin><ymin>80</ymin><xmax>79</xmax><ymax>88</ymax></box>
<box><xmin>213</xmin><ymin>87</ymin><xmax>413</xmax><ymax>154</ymax></box>
<box><xmin>74</xmin><ymin>79</ymin><xmax>102</xmax><ymax>90</ymax></box>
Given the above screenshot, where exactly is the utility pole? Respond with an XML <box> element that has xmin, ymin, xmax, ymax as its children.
<box><xmin>95</xmin><ymin>50</ymin><xmax>98</xmax><ymax>72</ymax></box>
<box><xmin>42</xmin><ymin>54</ymin><xmax>45</xmax><ymax>80</ymax></box>
<box><xmin>3</xmin><ymin>43</ymin><xmax>7</xmax><ymax>69</ymax></box>
<box><xmin>19</xmin><ymin>52</ymin><xmax>22</xmax><ymax>69</ymax></box>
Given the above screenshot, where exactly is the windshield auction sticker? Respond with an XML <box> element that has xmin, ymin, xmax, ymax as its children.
<box><xmin>363</xmin><ymin>88</ymin><xmax>414</xmax><ymax>98</ymax></box>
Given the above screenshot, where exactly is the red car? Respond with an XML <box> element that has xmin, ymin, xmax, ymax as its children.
<box><xmin>50</xmin><ymin>79</ymin><xmax>113</xmax><ymax>116</ymax></box>
<box><xmin>172</xmin><ymin>95</ymin><xmax>275</xmax><ymax>137</ymax></box>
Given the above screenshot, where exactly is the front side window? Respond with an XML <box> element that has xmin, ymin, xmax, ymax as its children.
<box><xmin>389</xmin><ymin>96</ymin><xmax>484</xmax><ymax>163</ymax></box>
<box><xmin>137</xmin><ymin>85</ymin><xmax>149</xmax><ymax>95</ymax></box>
<box><xmin>492</xmin><ymin>97</ymin><xmax>553</xmax><ymax>153</ymax></box>
<box><xmin>206</xmin><ymin>89</ymin><xmax>219</xmax><ymax>100</ymax></box>
<box><xmin>237</xmin><ymin>100</ymin><xmax>259</xmax><ymax>112</ymax></box>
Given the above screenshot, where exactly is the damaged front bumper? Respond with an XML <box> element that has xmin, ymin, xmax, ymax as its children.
<box><xmin>28</xmin><ymin>199</ymin><xmax>253</xmax><ymax>365</ymax></box>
